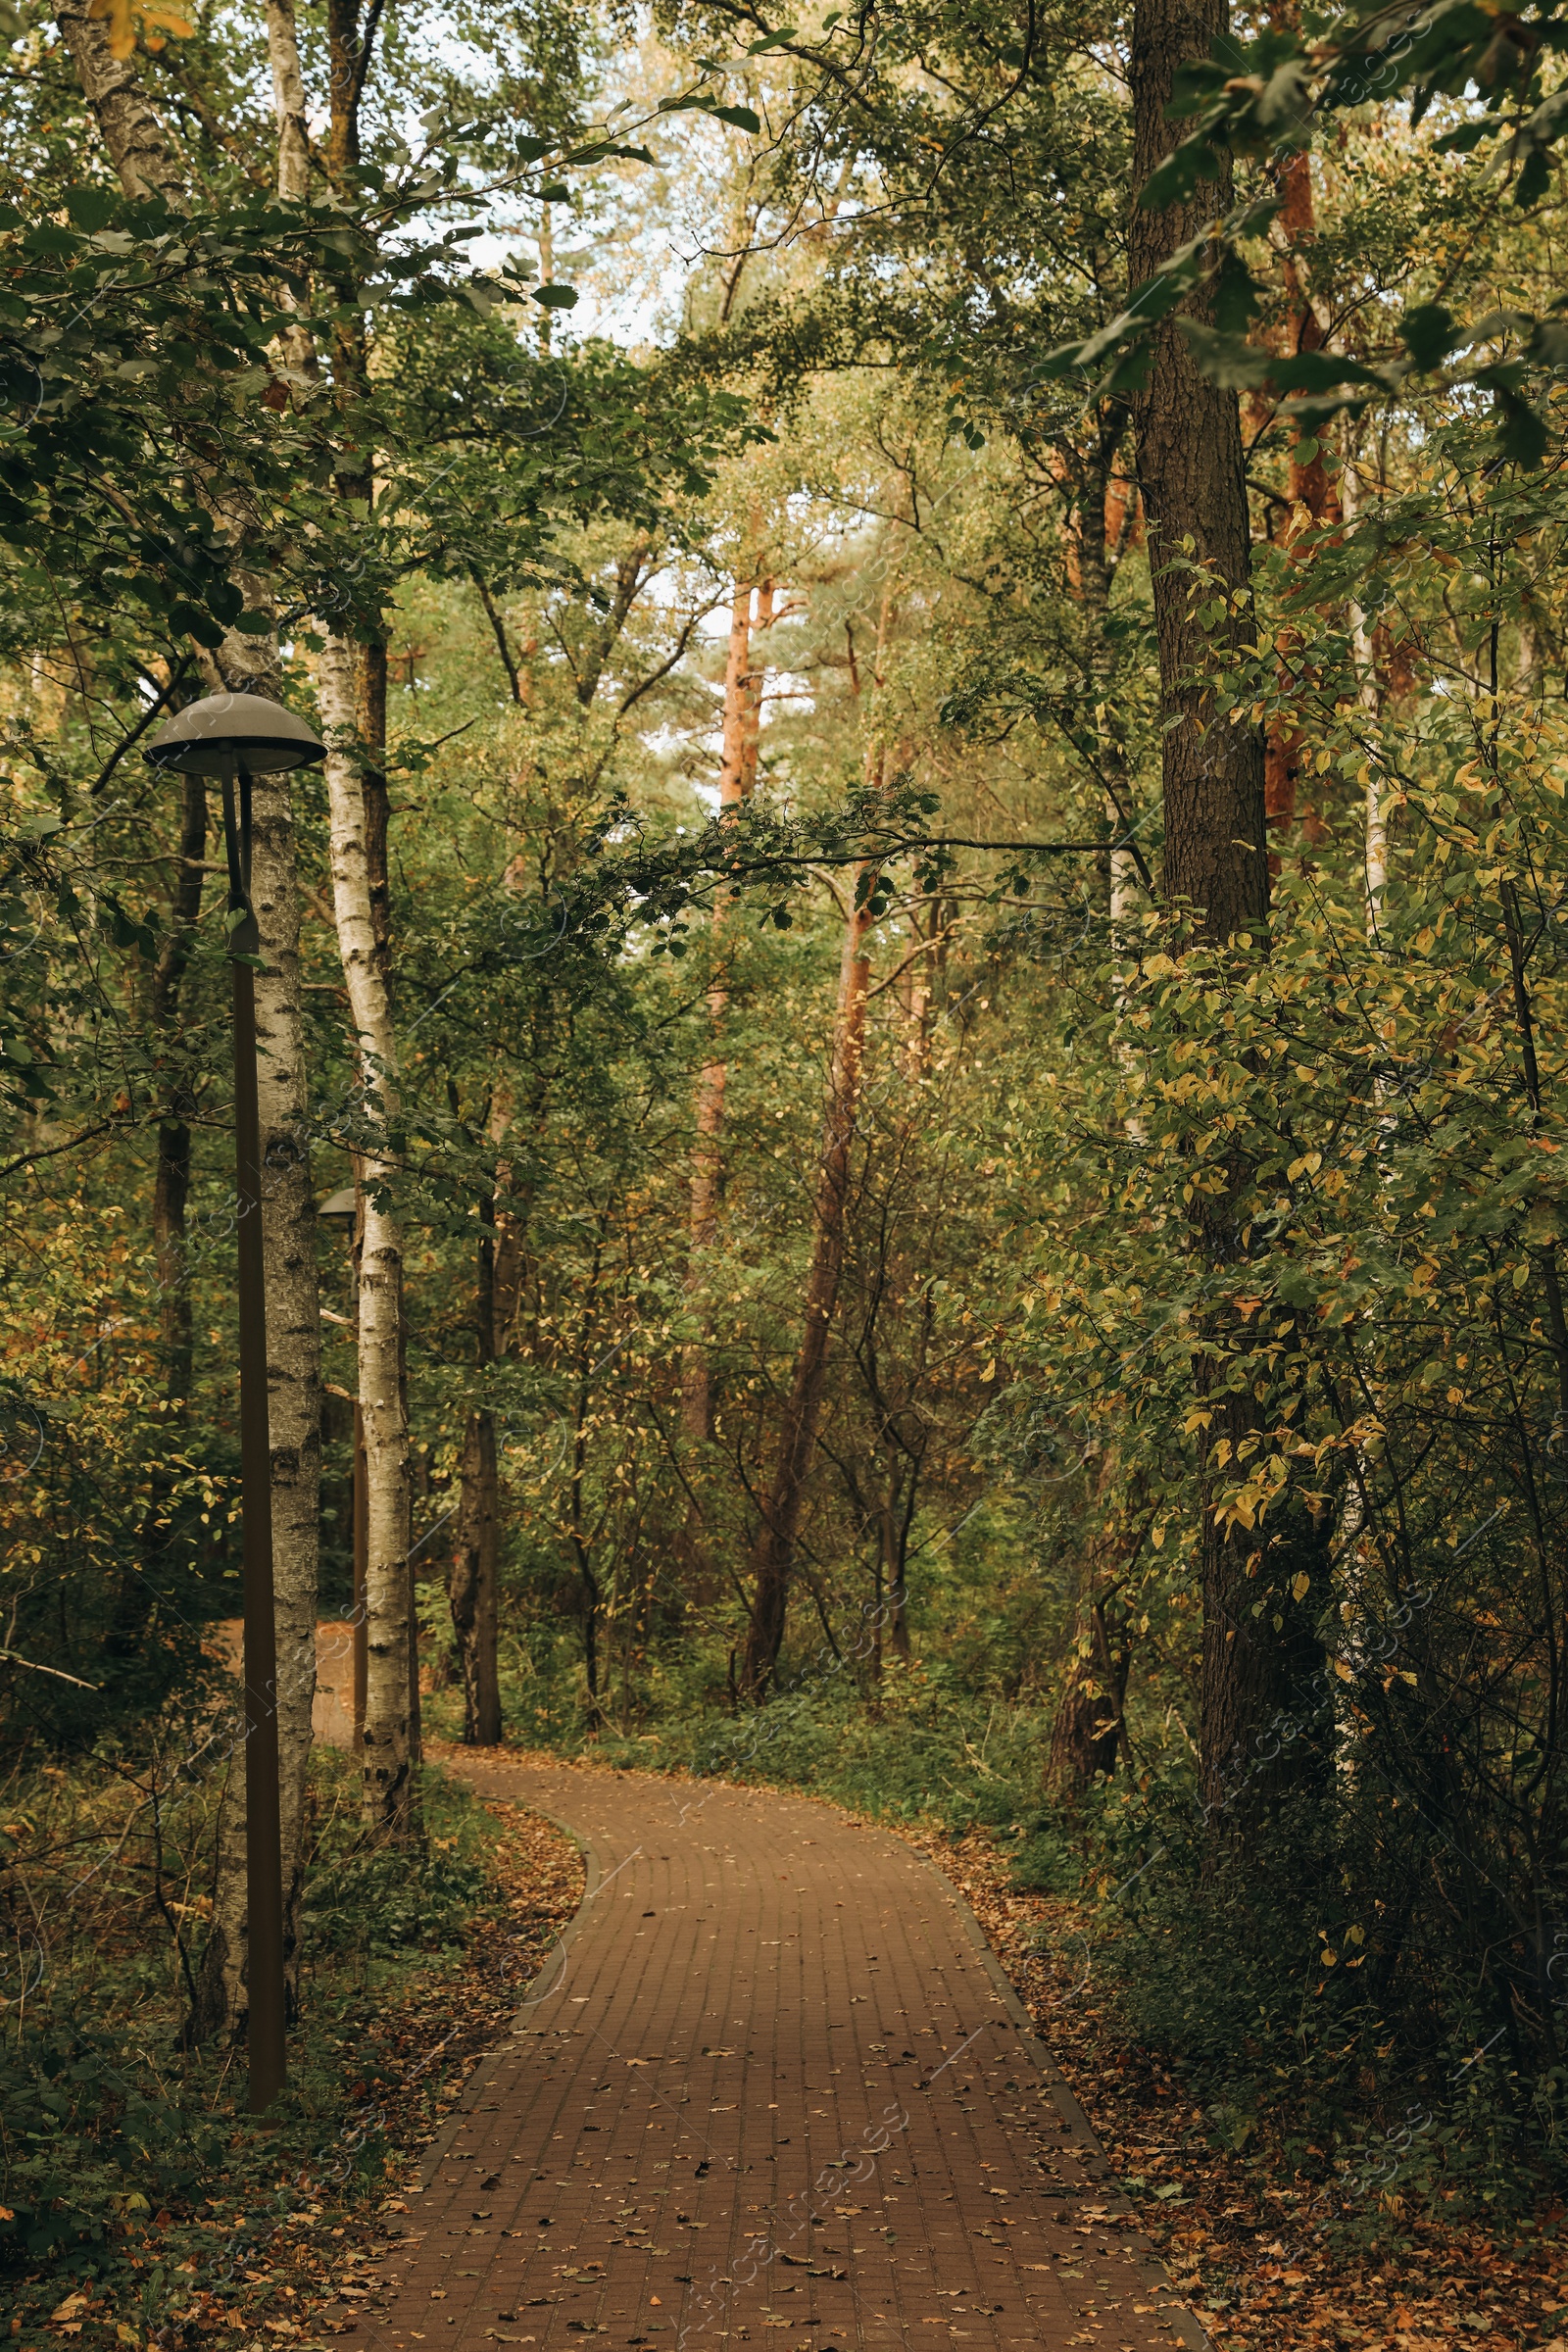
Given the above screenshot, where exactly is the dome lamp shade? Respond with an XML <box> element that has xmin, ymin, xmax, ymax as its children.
<box><xmin>146</xmin><ymin>691</ymin><xmax>325</xmax><ymax>777</ymax></box>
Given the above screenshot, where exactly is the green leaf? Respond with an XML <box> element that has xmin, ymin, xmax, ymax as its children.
<box><xmin>1434</xmin><ymin>120</ymin><xmax>1498</xmax><ymax>155</ymax></box>
<box><xmin>23</xmin><ymin>223</ymin><xmax>80</xmax><ymax>257</ymax></box>
<box><xmin>63</xmin><ymin>187</ymin><xmax>119</xmax><ymax>232</ymax></box>
<box><xmin>168</xmin><ymin>601</ymin><xmax>225</xmax><ymax>650</ymax></box>
<box><xmin>1399</xmin><ymin>302</ymin><xmax>1458</xmax><ymax>370</ymax></box>
<box><xmin>531</xmin><ymin>282</ymin><xmax>578</xmax><ymax>309</ymax></box>
<box><xmin>232</xmin><ymin>612</ymin><xmax>274</xmax><ymax>637</ymax></box>
<box><xmin>1211</xmin><ymin>246</ymin><xmax>1260</xmax><ymax>336</ymax></box>
<box><xmin>1139</xmin><ymin>135</ymin><xmax>1224</xmax><ymax>212</ymax></box>
<box><xmin>710</xmin><ymin>105</ymin><xmax>761</xmax><ymax>132</ymax></box>
<box><xmin>1176</xmin><ymin>320</ymin><xmax>1273</xmax><ymax>391</ymax></box>
<box><xmin>1484</xmin><ymin>379</ymin><xmax>1547</xmax><ymax>468</ymax></box>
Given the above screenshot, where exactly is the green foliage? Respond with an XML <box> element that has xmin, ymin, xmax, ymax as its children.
<box><xmin>0</xmin><ymin>1754</ymin><xmax>507</xmax><ymax>2294</ymax></box>
<box><xmin>11</xmin><ymin>0</ymin><xmax>1568</xmax><ymax>2280</ymax></box>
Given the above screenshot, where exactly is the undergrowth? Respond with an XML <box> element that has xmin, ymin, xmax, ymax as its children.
<box><xmin>1</xmin><ymin>1747</ymin><xmax>506</xmax><ymax>2331</ymax></box>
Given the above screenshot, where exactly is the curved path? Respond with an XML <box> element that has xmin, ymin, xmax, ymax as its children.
<box><xmin>349</xmin><ymin>1761</ymin><xmax>1203</xmax><ymax>2352</ymax></box>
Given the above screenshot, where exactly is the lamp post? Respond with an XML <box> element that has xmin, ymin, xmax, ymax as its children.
<box><xmin>147</xmin><ymin>691</ymin><xmax>325</xmax><ymax>2116</ymax></box>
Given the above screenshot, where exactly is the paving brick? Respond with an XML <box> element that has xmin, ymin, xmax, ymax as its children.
<box><xmin>340</xmin><ymin>1763</ymin><xmax>1203</xmax><ymax>2352</ymax></box>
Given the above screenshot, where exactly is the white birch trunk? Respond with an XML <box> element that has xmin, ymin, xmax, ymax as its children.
<box><xmin>1341</xmin><ymin>445</ymin><xmax>1386</xmax><ymax>936</ymax></box>
<box><xmin>266</xmin><ymin>0</ymin><xmax>311</xmax><ymax>202</ymax></box>
<box><xmin>319</xmin><ymin>636</ymin><xmax>414</xmax><ymax>1834</ymax></box>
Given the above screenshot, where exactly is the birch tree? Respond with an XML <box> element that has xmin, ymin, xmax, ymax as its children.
<box><xmin>56</xmin><ymin>0</ymin><xmax>324</xmax><ymax>2040</ymax></box>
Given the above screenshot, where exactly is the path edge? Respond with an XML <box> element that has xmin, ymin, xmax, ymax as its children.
<box><xmin>906</xmin><ymin>1839</ymin><xmax>1210</xmax><ymax>2352</ymax></box>
<box><xmin>413</xmin><ymin>1793</ymin><xmax>603</xmax><ymax>2191</ymax></box>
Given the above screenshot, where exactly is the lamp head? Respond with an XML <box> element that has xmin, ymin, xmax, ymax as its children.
<box><xmin>146</xmin><ymin>691</ymin><xmax>326</xmax><ymax>778</ymax></box>
<box><xmin>317</xmin><ymin>1188</ymin><xmax>358</xmax><ymax>1230</ymax></box>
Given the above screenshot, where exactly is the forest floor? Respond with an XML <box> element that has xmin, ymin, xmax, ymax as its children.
<box><xmin>908</xmin><ymin>1827</ymin><xmax>1566</xmax><ymax>2352</ymax></box>
<box><xmin>11</xmin><ymin>1786</ymin><xmax>584</xmax><ymax>2352</ymax></box>
<box><xmin>35</xmin><ymin>1752</ymin><xmax>1556</xmax><ymax>2352</ymax></box>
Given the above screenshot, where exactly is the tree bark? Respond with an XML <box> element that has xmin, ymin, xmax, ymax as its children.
<box><xmin>55</xmin><ymin>0</ymin><xmax>189</xmax><ymax>200</ymax></box>
<box><xmin>319</xmin><ymin>635</ymin><xmax>414</xmax><ymax>1833</ymax></box>
<box><xmin>265</xmin><ymin>0</ymin><xmax>311</xmax><ymax>203</ymax></box>
<box><xmin>681</xmin><ymin>575</ymin><xmax>760</xmax><ymax>1442</ymax></box>
<box><xmin>740</xmin><ymin>889</ymin><xmax>872</xmax><ymax>1697</ymax></box>
<box><xmin>151</xmin><ymin>767</ymin><xmax>206</xmax><ymax>1408</ymax></box>
<box><xmin>1131</xmin><ymin>0</ymin><xmax>1287</xmax><ymax>1823</ymax></box>
<box><xmin>1128</xmin><ymin>0</ymin><xmax>1268</xmax><ymax>942</ymax></box>
<box><xmin>353</xmin><ymin>634</ymin><xmax>419</xmax><ymax>1763</ymax></box>
<box><xmin>359</xmin><ymin>642</ymin><xmax>392</xmax><ymax>987</ymax></box>
<box><xmin>451</xmin><ymin>1412</ymin><xmax>501</xmax><ymax>1744</ymax></box>
<box><xmin>1049</xmin><ymin>1598</ymin><xmax>1134</xmax><ymax>1798</ymax></box>
<box><xmin>451</xmin><ymin>1195</ymin><xmax>502</xmax><ymax>1744</ymax></box>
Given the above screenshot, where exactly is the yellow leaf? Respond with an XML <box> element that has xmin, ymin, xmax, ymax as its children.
<box><xmin>87</xmin><ymin>0</ymin><xmax>190</xmax><ymax>54</ymax></box>
<box><xmin>1333</xmin><ymin>1656</ymin><xmax>1354</xmax><ymax>1683</ymax></box>
<box><xmin>1291</xmin><ymin>1571</ymin><xmax>1310</xmax><ymax>1603</ymax></box>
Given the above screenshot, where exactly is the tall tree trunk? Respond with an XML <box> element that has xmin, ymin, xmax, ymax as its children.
<box><xmin>249</xmin><ymin>744</ymin><xmax>324</xmax><ymax>1995</ymax></box>
<box><xmin>61</xmin><ymin>7</ymin><xmax>322</xmax><ymax>2045</ymax></box>
<box><xmin>451</xmin><ymin>1196</ymin><xmax>502</xmax><ymax>1744</ymax></box>
<box><xmin>265</xmin><ymin>0</ymin><xmax>311</xmax><ymax>202</ymax></box>
<box><xmin>1340</xmin><ymin>440</ymin><xmax>1387</xmax><ymax>932</ymax></box>
<box><xmin>319</xmin><ymin>637</ymin><xmax>414</xmax><ymax>1834</ymax></box>
<box><xmin>359</xmin><ymin>642</ymin><xmax>392</xmax><ymax>983</ymax></box>
<box><xmin>354</xmin><ymin>634</ymin><xmax>419</xmax><ymax>1765</ymax></box>
<box><xmin>151</xmin><ymin>768</ymin><xmax>206</xmax><ymax>1408</ymax></box>
<box><xmin>54</xmin><ymin>0</ymin><xmax>189</xmax><ymax>200</ymax></box>
<box><xmin>1130</xmin><ymin>0</ymin><xmax>1284</xmax><ymax>1821</ymax></box>
<box><xmin>1129</xmin><ymin>0</ymin><xmax>1268</xmax><ymax>940</ymax></box>
<box><xmin>740</xmin><ymin>890</ymin><xmax>872</xmax><ymax>1696</ymax></box>
<box><xmin>263</xmin><ymin>0</ymin><xmax>413</xmax><ymax>1809</ymax></box>
<box><xmin>1050</xmin><ymin>1595</ymin><xmax>1134</xmax><ymax>1798</ymax></box>
<box><xmin>681</xmin><ymin>572</ymin><xmax>768</xmax><ymax>1441</ymax></box>
<box><xmin>185</xmin><ymin>705</ymin><xmax>322</xmax><ymax>2043</ymax></box>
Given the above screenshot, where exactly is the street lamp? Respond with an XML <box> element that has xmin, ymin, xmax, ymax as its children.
<box><xmin>147</xmin><ymin>690</ymin><xmax>325</xmax><ymax>2116</ymax></box>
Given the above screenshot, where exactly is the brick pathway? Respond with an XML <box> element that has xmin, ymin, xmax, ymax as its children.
<box><xmin>343</xmin><ymin>1762</ymin><xmax>1204</xmax><ymax>2352</ymax></box>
